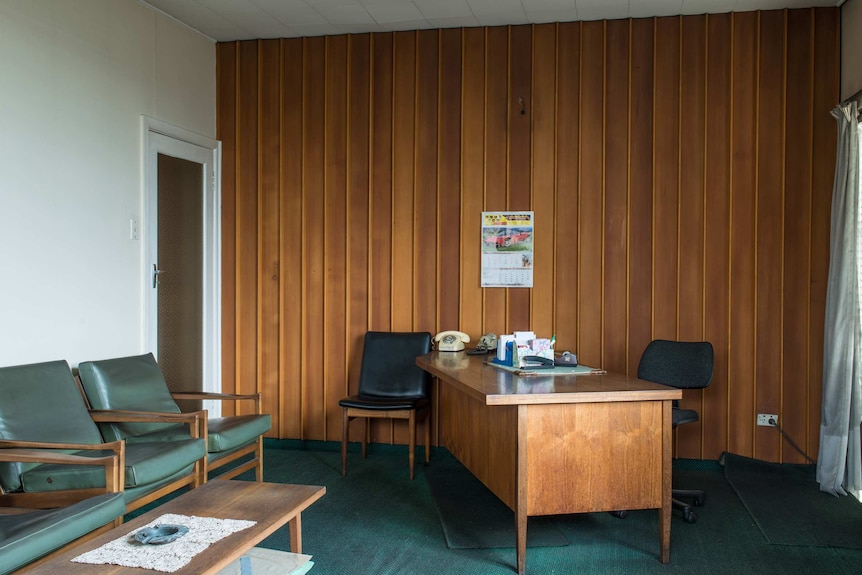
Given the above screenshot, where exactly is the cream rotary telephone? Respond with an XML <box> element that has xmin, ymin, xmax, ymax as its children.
<box><xmin>434</xmin><ymin>330</ymin><xmax>470</xmax><ymax>352</ymax></box>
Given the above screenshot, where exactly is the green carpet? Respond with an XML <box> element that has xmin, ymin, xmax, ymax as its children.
<box><xmin>723</xmin><ymin>452</ymin><xmax>862</xmax><ymax>549</ymax></box>
<box><xmin>130</xmin><ymin>441</ymin><xmax>862</xmax><ymax>575</ymax></box>
<box><xmin>423</xmin><ymin>456</ymin><xmax>568</xmax><ymax>549</ymax></box>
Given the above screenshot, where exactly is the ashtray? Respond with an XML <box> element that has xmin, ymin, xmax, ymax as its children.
<box><xmin>134</xmin><ymin>524</ymin><xmax>189</xmax><ymax>545</ymax></box>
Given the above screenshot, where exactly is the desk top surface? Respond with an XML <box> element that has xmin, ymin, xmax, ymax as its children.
<box><xmin>416</xmin><ymin>352</ymin><xmax>681</xmax><ymax>406</ymax></box>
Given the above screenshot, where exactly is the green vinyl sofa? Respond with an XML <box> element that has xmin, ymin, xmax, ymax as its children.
<box><xmin>0</xmin><ymin>359</ymin><xmax>207</xmax><ymax>515</ymax></box>
<box><xmin>78</xmin><ymin>353</ymin><xmax>271</xmax><ymax>481</ymax></box>
<box><xmin>0</xmin><ymin>445</ymin><xmax>125</xmax><ymax>574</ymax></box>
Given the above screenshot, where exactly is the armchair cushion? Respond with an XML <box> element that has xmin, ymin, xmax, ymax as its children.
<box><xmin>20</xmin><ymin>439</ymin><xmax>204</xmax><ymax>491</ymax></box>
<box><xmin>0</xmin><ymin>491</ymin><xmax>125</xmax><ymax>575</ymax></box>
<box><xmin>206</xmin><ymin>415</ymin><xmax>271</xmax><ymax>454</ymax></box>
<box><xmin>119</xmin><ymin>415</ymin><xmax>271</xmax><ymax>456</ymax></box>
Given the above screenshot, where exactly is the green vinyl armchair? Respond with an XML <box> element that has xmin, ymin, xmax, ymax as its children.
<box><xmin>78</xmin><ymin>354</ymin><xmax>271</xmax><ymax>481</ymax></box>
<box><xmin>0</xmin><ymin>444</ymin><xmax>126</xmax><ymax>574</ymax></box>
<box><xmin>0</xmin><ymin>359</ymin><xmax>207</xmax><ymax>514</ymax></box>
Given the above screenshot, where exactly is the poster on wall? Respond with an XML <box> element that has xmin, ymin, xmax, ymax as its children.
<box><xmin>481</xmin><ymin>211</ymin><xmax>534</xmax><ymax>288</ymax></box>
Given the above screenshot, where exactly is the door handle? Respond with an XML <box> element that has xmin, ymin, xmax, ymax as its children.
<box><xmin>153</xmin><ymin>264</ymin><xmax>165</xmax><ymax>288</ymax></box>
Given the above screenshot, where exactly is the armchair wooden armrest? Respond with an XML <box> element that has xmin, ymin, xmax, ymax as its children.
<box><xmin>0</xmin><ymin>440</ymin><xmax>124</xmax><ymax>509</ymax></box>
<box><xmin>171</xmin><ymin>391</ymin><xmax>263</xmax><ymax>415</ymax></box>
<box><xmin>88</xmin><ymin>409</ymin><xmax>207</xmax><ymax>440</ymax></box>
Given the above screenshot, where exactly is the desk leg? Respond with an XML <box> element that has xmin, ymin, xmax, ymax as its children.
<box><xmin>660</xmin><ymin>400</ymin><xmax>672</xmax><ymax>563</ymax></box>
<box><xmin>289</xmin><ymin>514</ymin><xmax>302</xmax><ymax>554</ymax></box>
<box><xmin>515</xmin><ymin>509</ymin><xmax>527</xmax><ymax>575</ymax></box>
<box><xmin>515</xmin><ymin>405</ymin><xmax>527</xmax><ymax>575</ymax></box>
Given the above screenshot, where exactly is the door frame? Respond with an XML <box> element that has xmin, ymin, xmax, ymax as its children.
<box><xmin>142</xmin><ymin>116</ymin><xmax>222</xmax><ymax>408</ymax></box>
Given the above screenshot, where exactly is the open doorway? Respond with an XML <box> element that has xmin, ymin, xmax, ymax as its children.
<box><xmin>142</xmin><ymin>117</ymin><xmax>221</xmax><ymax>415</ymax></box>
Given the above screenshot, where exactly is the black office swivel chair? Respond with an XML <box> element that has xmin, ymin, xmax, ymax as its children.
<box><xmin>339</xmin><ymin>331</ymin><xmax>433</xmax><ymax>480</ymax></box>
<box><xmin>638</xmin><ymin>339</ymin><xmax>714</xmax><ymax>523</ymax></box>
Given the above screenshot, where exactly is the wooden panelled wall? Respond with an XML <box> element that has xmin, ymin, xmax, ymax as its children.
<box><xmin>216</xmin><ymin>8</ymin><xmax>839</xmax><ymax>463</ymax></box>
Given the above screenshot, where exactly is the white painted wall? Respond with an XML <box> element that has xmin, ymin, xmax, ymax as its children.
<box><xmin>0</xmin><ymin>0</ymin><xmax>215</xmax><ymax>367</ymax></box>
<box><xmin>843</xmin><ymin>0</ymin><xmax>862</xmax><ymax>100</ymax></box>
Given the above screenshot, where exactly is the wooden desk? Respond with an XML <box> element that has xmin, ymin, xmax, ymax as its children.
<box><xmin>416</xmin><ymin>352</ymin><xmax>681</xmax><ymax>575</ymax></box>
<box><xmin>23</xmin><ymin>480</ymin><xmax>325</xmax><ymax>575</ymax></box>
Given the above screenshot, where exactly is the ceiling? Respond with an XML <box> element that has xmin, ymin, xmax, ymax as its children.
<box><xmin>141</xmin><ymin>0</ymin><xmax>842</xmax><ymax>42</ymax></box>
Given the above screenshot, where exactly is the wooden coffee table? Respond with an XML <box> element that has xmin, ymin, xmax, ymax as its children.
<box><xmin>23</xmin><ymin>479</ymin><xmax>326</xmax><ymax>575</ymax></box>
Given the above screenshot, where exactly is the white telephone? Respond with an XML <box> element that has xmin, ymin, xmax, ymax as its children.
<box><xmin>434</xmin><ymin>330</ymin><xmax>470</xmax><ymax>352</ymax></box>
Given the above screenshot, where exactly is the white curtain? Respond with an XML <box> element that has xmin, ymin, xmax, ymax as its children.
<box><xmin>817</xmin><ymin>101</ymin><xmax>862</xmax><ymax>500</ymax></box>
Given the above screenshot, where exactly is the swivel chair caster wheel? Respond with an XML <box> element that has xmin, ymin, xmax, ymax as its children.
<box><xmin>682</xmin><ymin>509</ymin><xmax>698</xmax><ymax>523</ymax></box>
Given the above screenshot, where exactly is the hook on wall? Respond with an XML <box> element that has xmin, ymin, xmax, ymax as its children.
<box><xmin>518</xmin><ymin>96</ymin><xmax>526</xmax><ymax>115</ymax></box>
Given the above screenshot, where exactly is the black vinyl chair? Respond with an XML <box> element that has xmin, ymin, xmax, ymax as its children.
<box><xmin>339</xmin><ymin>331</ymin><xmax>433</xmax><ymax>480</ymax></box>
<box><xmin>638</xmin><ymin>339</ymin><xmax>714</xmax><ymax>523</ymax></box>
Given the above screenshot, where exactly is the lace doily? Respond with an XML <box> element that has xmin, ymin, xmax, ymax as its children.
<box><xmin>72</xmin><ymin>513</ymin><xmax>256</xmax><ymax>573</ymax></box>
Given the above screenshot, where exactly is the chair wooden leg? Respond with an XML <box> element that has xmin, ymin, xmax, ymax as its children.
<box><xmin>256</xmin><ymin>436</ymin><xmax>264</xmax><ymax>482</ymax></box>
<box><xmin>425</xmin><ymin>411</ymin><xmax>431</xmax><ymax>463</ymax></box>
<box><xmin>408</xmin><ymin>412</ymin><xmax>416</xmax><ymax>480</ymax></box>
<box><xmin>341</xmin><ymin>408</ymin><xmax>349</xmax><ymax>476</ymax></box>
<box><xmin>362</xmin><ymin>418</ymin><xmax>369</xmax><ymax>460</ymax></box>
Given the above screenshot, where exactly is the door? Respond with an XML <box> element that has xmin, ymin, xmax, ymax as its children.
<box><xmin>143</xmin><ymin>118</ymin><xmax>221</xmax><ymax>414</ymax></box>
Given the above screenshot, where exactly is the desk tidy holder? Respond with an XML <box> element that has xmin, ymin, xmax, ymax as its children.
<box><xmin>492</xmin><ymin>332</ymin><xmax>554</xmax><ymax>368</ymax></box>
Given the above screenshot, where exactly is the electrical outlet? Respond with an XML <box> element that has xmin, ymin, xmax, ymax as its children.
<box><xmin>757</xmin><ymin>413</ymin><xmax>778</xmax><ymax>427</ymax></box>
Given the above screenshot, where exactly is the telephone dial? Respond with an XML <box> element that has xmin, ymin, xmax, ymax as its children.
<box><xmin>434</xmin><ymin>330</ymin><xmax>470</xmax><ymax>352</ymax></box>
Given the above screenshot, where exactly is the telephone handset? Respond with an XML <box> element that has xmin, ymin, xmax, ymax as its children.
<box><xmin>434</xmin><ymin>330</ymin><xmax>470</xmax><ymax>352</ymax></box>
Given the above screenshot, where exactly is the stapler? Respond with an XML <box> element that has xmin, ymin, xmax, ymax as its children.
<box><xmin>521</xmin><ymin>355</ymin><xmax>554</xmax><ymax>369</ymax></box>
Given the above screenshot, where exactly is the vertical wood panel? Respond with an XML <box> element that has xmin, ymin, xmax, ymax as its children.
<box><xmin>370</xmin><ymin>34</ymin><xmax>393</xmax><ymax>331</ymax></box>
<box><xmin>603</xmin><ymin>19</ymin><xmax>629</xmax><ymax>374</ymax></box>
<box><xmin>530</xmin><ymin>23</ymin><xmax>557</xmax><ymax>340</ymax></box>
<box><xmin>391</xmin><ymin>31</ymin><xmax>417</xmax><ymax>334</ymax></box>
<box><xmin>627</xmin><ymin>19</ymin><xmax>654</xmax><ymax>373</ymax></box>
<box><xmin>754</xmin><ymin>10</ymin><xmax>785</xmax><ymax>461</ymax></box>
<box><xmin>258</xmin><ymin>40</ymin><xmax>281</xmax><ymax>426</ymax></box>
<box><xmin>728</xmin><ymin>11</ymin><xmax>758</xmax><ymax>456</ymax></box>
<box><xmin>280</xmin><ymin>38</ymin><xmax>304</xmax><ymax>437</ymax></box>
<box><xmin>507</xmin><ymin>25</ymin><xmax>533</xmax><ymax>331</ymax></box>
<box><xmin>301</xmin><ymin>36</ymin><xmax>326</xmax><ymax>438</ymax></box>
<box><xmin>346</xmin><ymin>34</ymin><xmax>371</xmax><ymax>397</ymax></box>
<box><xmin>484</xmin><ymin>27</ymin><xmax>508</xmax><ymax>335</ymax></box>
<box><xmin>577</xmin><ymin>21</ymin><xmax>604</xmax><ymax>367</ymax></box>
<box><xmin>414</xmin><ymin>30</ymin><xmax>439</xmax><ymax>333</ymax></box>
<box><xmin>237</xmin><ymin>41</ymin><xmax>259</xmax><ymax>400</ymax></box>
<box><xmin>459</xmin><ymin>28</ymin><xmax>485</xmax><ymax>336</ymax></box>
<box><xmin>652</xmin><ymin>17</ymin><xmax>680</xmax><ymax>342</ymax></box>
<box><xmin>437</xmin><ymin>29</ymin><xmax>462</xmax><ymax>333</ymax></box>
<box><xmin>324</xmin><ymin>35</ymin><xmax>348</xmax><ymax>441</ymax></box>
<box><xmin>554</xmin><ymin>22</ymin><xmax>580</xmax><ymax>352</ymax></box>
<box><xmin>216</xmin><ymin>9</ymin><xmax>839</xmax><ymax>458</ymax></box>
<box><xmin>782</xmin><ymin>9</ymin><xmax>814</xmax><ymax>462</ymax></box>
<box><xmin>702</xmin><ymin>13</ymin><xmax>732</xmax><ymax>460</ymax></box>
<box><xmin>677</xmin><ymin>15</ymin><xmax>707</xmax><ymax>458</ymax></box>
